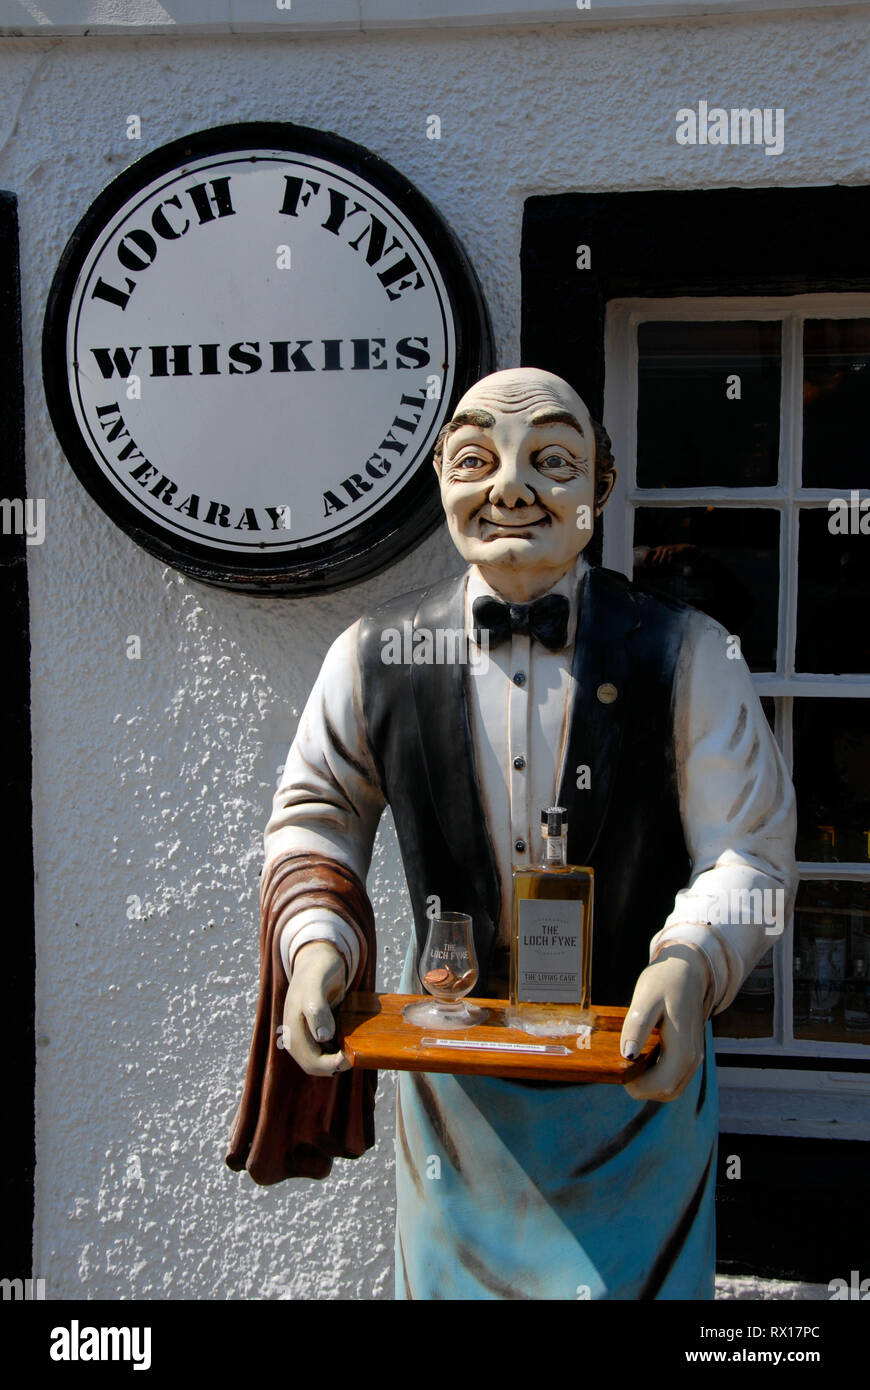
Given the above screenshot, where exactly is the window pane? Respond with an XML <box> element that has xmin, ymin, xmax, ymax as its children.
<box><xmin>796</xmin><ymin>508</ymin><xmax>870</xmax><ymax>674</ymax></box>
<box><xmin>802</xmin><ymin>318</ymin><xmax>870</xmax><ymax>488</ymax></box>
<box><xmin>637</xmin><ymin>320</ymin><xmax>781</xmax><ymax>488</ymax></box>
<box><xmin>793</xmin><ymin>699</ymin><xmax>870</xmax><ymax>862</ymax></box>
<box><xmin>714</xmin><ymin>946</ymin><xmax>775</xmax><ymax>1040</ymax></box>
<box><xmin>794</xmin><ymin>880</ymin><xmax>870</xmax><ymax>1043</ymax></box>
<box><xmin>632</xmin><ymin>507</ymin><xmax>779</xmax><ymax>671</ymax></box>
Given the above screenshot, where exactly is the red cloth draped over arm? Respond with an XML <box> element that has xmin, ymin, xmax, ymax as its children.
<box><xmin>226</xmin><ymin>853</ymin><xmax>377</xmax><ymax>1185</ymax></box>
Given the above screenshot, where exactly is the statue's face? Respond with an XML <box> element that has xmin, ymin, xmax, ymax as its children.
<box><xmin>436</xmin><ymin>369</ymin><xmax>603</xmax><ymax>586</ymax></box>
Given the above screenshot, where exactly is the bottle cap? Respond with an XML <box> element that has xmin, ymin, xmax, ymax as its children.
<box><xmin>542</xmin><ymin>806</ymin><xmax>567</xmax><ymax>838</ymax></box>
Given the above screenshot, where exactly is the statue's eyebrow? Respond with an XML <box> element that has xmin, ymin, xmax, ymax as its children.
<box><xmin>446</xmin><ymin>408</ymin><xmax>497</xmax><ymax>433</ymax></box>
<box><xmin>528</xmin><ymin>409</ymin><xmax>585</xmax><ymax>435</ymax></box>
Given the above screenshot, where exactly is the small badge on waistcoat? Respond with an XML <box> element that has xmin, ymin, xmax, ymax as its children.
<box><xmin>596</xmin><ymin>683</ymin><xmax>618</xmax><ymax>704</ymax></box>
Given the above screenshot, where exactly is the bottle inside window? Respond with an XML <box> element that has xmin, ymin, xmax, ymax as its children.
<box><xmin>737</xmin><ymin>948</ymin><xmax>775</xmax><ymax>1014</ymax></box>
<box><xmin>793</xmin><ymin>953</ymin><xmax>810</xmax><ymax>1029</ymax></box>
<box><xmin>844</xmin><ymin>958</ymin><xmax>870</xmax><ymax>1034</ymax></box>
<box><xmin>809</xmin><ymin>897</ymin><xmax>847</xmax><ymax>1025</ymax></box>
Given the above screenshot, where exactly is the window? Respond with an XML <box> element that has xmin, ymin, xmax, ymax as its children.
<box><xmin>521</xmin><ymin>183</ymin><xmax>870</xmax><ymax>1274</ymax></box>
<box><xmin>604</xmin><ymin>294</ymin><xmax>870</xmax><ymax>1080</ymax></box>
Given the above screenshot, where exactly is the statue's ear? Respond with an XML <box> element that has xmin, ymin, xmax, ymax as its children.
<box><xmin>591</xmin><ymin>417</ymin><xmax>616</xmax><ymax>515</ymax></box>
<box><xmin>594</xmin><ymin>466</ymin><xmax>617</xmax><ymax>516</ymax></box>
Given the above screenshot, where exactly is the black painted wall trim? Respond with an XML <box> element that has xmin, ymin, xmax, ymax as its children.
<box><xmin>0</xmin><ymin>189</ymin><xmax>34</xmax><ymax>1281</ymax></box>
<box><xmin>521</xmin><ymin>184</ymin><xmax>870</xmax><ymax>420</ymax></box>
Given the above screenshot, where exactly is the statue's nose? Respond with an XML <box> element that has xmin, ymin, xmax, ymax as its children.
<box><xmin>490</xmin><ymin>454</ymin><xmax>535</xmax><ymax>506</ymax></box>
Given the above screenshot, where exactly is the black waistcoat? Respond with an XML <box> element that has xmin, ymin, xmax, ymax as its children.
<box><xmin>358</xmin><ymin>564</ymin><xmax>694</xmax><ymax>1006</ymax></box>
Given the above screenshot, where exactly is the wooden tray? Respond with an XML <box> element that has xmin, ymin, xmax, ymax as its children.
<box><xmin>339</xmin><ymin>993</ymin><xmax>660</xmax><ymax>1084</ymax></box>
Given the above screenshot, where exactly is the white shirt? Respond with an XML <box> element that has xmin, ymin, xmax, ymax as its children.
<box><xmin>266</xmin><ymin>555</ymin><xmax>797</xmax><ymax>1013</ymax></box>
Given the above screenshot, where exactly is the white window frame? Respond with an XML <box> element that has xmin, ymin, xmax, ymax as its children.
<box><xmin>603</xmin><ymin>294</ymin><xmax>870</xmax><ymax>1135</ymax></box>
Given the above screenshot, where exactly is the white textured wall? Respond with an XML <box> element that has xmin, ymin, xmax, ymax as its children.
<box><xmin>6</xmin><ymin>11</ymin><xmax>867</xmax><ymax>1300</ymax></box>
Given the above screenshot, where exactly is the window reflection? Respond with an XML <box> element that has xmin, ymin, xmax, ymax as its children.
<box><xmin>714</xmin><ymin>946</ymin><xmax>775</xmax><ymax>1041</ymax></box>
<box><xmin>803</xmin><ymin>319</ymin><xmax>870</xmax><ymax>489</ymax></box>
<box><xmin>637</xmin><ymin>320</ymin><xmax>781</xmax><ymax>488</ymax></box>
<box><xmin>633</xmin><ymin>507</ymin><xmax>779</xmax><ymax>671</ymax></box>
<box><xmin>796</xmin><ymin>509</ymin><xmax>870</xmax><ymax>674</ymax></box>
<box><xmin>793</xmin><ymin>700</ymin><xmax>870</xmax><ymax>862</ymax></box>
<box><xmin>794</xmin><ymin>881</ymin><xmax>870</xmax><ymax>1042</ymax></box>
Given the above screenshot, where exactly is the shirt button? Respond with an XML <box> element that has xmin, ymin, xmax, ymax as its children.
<box><xmin>515</xmin><ymin>839</ymin><xmax>526</xmax><ymax>853</ymax></box>
<box><xmin>513</xmin><ymin>671</ymin><xmax>526</xmax><ymax>686</ymax></box>
<box><xmin>513</xmin><ymin>755</ymin><xmax>526</xmax><ymax>770</ymax></box>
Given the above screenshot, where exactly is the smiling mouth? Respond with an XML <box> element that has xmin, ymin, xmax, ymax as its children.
<box><xmin>479</xmin><ymin>515</ymin><xmax>548</xmax><ymax>531</ymax></box>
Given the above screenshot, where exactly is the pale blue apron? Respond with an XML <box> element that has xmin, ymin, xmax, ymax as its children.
<box><xmin>395</xmin><ymin>946</ymin><xmax>717</xmax><ymax>1300</ymax></box>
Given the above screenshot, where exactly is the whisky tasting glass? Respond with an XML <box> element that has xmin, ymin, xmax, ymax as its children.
<box><xmin>403</xmin><ymin>912</ymin><xmax>489</xmax><ymax>1029</ymax></box>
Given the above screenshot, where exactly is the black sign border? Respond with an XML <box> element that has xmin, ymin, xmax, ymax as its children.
<box><xmin>43</xmin><ymin>122</ymin><xmax>493</xmax><ymax>594</ymax></box>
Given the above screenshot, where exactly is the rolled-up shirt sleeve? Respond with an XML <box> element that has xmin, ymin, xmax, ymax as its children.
<box><xmin>651</xmin><ymin>611</ymin><xmax>798</xmax><ymax>1013</ymax></box>
<box><xmin>266</xmin><ymin>620</ymin><xmax>386</xmax><ymax>981</ymax></box>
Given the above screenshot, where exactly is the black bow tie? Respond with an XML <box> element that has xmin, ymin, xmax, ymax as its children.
<box><xmin>472</xmin><ymin>594</ymin><xmax>570</xmax><ymax>651</ymax></box>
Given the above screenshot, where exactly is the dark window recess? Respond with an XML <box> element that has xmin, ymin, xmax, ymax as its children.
<box><xmin>803</xmin><ymin>318</ymin><xmax>870</xmax><ymax>489</ymax></box>
<box><xmin>637</xmin><ymin>320</ymin><xmax>781</xmax><ymax>489</ymax></box>
<box><xmin>796</xmin><ymin>508</ymin><xmax>870</xmax><ymax>674</ymax></box>
<box><xmin>632</xmin><ymin>506</ymin><xmax>779</xmax><ymax>671</ymax></box>
<box><xmin>716</xmin><ymin>1135</ymin><xmax>869</xmax><ymax>1283</ymax></box>
<box><xmin>793</xmin><ymin>698</ymin><xmax>870</xmax><ymax>862</ymax></box>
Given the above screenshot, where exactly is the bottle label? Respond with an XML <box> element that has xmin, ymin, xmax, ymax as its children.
<box><xmin>517</xmin><ymin>898</ymin><xmax>584</xmax><ymax>1003</ymax></box>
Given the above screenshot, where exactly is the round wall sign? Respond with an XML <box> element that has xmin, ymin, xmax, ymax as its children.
<box><xmin>43</xmin><ymin>123</ymin><xmax>492</xmax><ymax>593</ymax></box>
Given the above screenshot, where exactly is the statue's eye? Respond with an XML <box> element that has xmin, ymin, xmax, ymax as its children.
<box><xmin>456</xmin><ymin>454</ymin><xmax>488</xmax><ymax>469</ymax></box>
<box><xmin>539</xmin><ymin>453</ymin><xmax>572</xmax><ymax>469</ymax></box>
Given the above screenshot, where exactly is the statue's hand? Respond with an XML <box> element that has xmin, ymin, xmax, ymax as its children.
<box><xmin>619</xmin><ymin>944</ymin><xmax>711</xmax><ymax>1102</ymax></box>
<box><xmin>282</xmin><ymin>940</ymin><xmax>352</xmax><ymax>1077</ymax></box>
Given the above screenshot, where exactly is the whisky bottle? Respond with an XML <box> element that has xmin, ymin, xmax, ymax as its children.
<box><xmin>737</xmin><ymin>948</ymin><xmax>775</xmax><ymax>1014</ymax></box>
<box><xmin>809</xmin><ymin>905</ymin><xmax>846</xmax><ymax>1024</ymax></box>
<box><xmin>792</xmin><ymin>952</ymin><xmax>810</xmax><ymax>1029</ymax></box>
<box><xmin>509</xmin><ymin>806</ymin><xmax>594</xmax><ymax>1036</ymax></box>
<box><xmin>844</xmin><ymin>957</ymin><xmax>870</xmax><ymax>1033</ymax></box>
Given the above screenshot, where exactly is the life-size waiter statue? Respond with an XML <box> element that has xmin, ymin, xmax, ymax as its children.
<box><xmin>228</xmin><ymin>368</ymin><xmax>797</xmax><ymax>1300</ymax></box>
